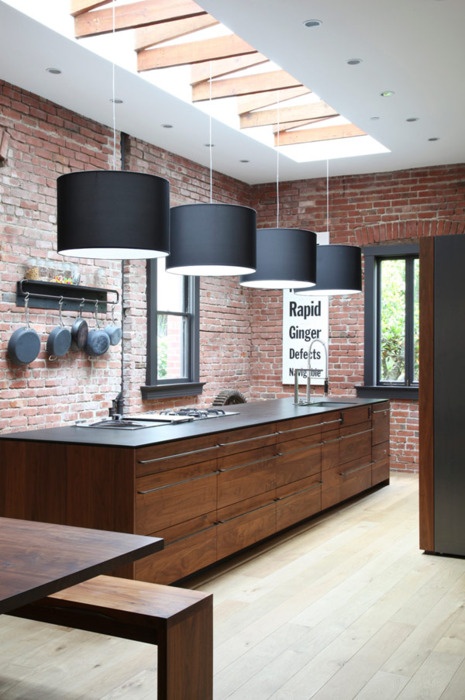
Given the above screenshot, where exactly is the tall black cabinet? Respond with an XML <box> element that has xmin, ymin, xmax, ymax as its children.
<box><xmin>420</xmin><ymin>233</ymin><xmax>465</xmax><ymax>555</ymax></box>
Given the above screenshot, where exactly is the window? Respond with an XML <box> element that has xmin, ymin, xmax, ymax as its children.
<box><xmin>358</xmin><ymin>244</ymin><xmax>419</xmax><ymax>399</ymax></box>
<box><xmin>142</xmin><ymin>258</ymin><xmax>203</xmax><ymax>400</ymax></box>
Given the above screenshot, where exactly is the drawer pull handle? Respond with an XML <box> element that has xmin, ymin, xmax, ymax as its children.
<box><xmin>137</xmin><ymin>471</ymin><xmax>216</xmax><ymax>494</ymax></box>
<box><xmin>339</xmin><ymin>463</ymin><xmax>371</xmax><ymax>477</ymax></box>
<box><xmin>218</xmin><ymin>432</ymin><xmax>278</xmax><ymax>448</ymax></box>
<box><xmin>219</xmin><ymin>453</ymin><xmax>280</xmax><ymax>473</ymax></box>
<box><xmin>138</xmin><ymin>444</ymin><xmax>219</xmax><ymax>464</ymax></box>
<box><xmin>340</xmin><ymin>428</ymin><xmax>372</xmax><ymax>440</ymax></box>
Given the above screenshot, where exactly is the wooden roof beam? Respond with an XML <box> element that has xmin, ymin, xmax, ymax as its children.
<box><xmin>240</xmin><ymin>102</ymin><xmax>338</xmax><ymax>129</ymax></box>
<box><xmin>237</xmin><ymin>86</ymin><xmax>310</xmax><ymax>115</ymax></box>
<box><xmin>138</xmin><ymin>34</ymin><xmax>256</xmax><ymax>71</ymax></box>
<box><xmin>272</xmin><ymin>116</ymin><xmax>331</xmax><ymax>132</ymax></box>
<box><xmin>275</xmin><ymin>123</ymin><xmax>366</xmax><ymax>146</ymax></box>
<box><xmin>74</xmin><ymin>0</ymin><xmax>206</xmax><ymax>38</ymax></box>
<box><xmin>135</xmin><ymin>15</ymin><xmax>219</xmax><ymax>51</ymax></box>
<box><xmin>70</xmin><ymin>0</ymin><xmax>111</xmax><ymax>17</ymax></box>
<box><xmin>192</xmin><ymin>70</ymin><xmax>302</xmax><ymax>102</ymax></box>
<box><xmin>191</xmin><ymin>54</ymin><xmax>268</xmax><ymax>84</ymax></box>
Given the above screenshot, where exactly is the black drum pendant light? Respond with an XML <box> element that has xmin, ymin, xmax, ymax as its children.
<box><xmin>240</xmin><ymin>227</ymin><xmax>317</xmax><ymax>288</ymax></box>
<box><xmin>296</xmin><ymin>244</ymin><xmax>362</xmax><ymax>295</ymax></box>
<box><xmin>295</xmin><ymin>161</ymin><xmax>361</xmax><ymax>295</ymax></box>
<box><xmin>166</xmin><ymin>65</ymin><xmax>256</xmax><ymax>276</ymax></box>
<box><xmin>57</xmin><ymin>1</ymin><xmax>170</xmax><ymax>261</ymax></box>
<box><xmin>240</xmin><ymin>98</ymin><xmax>316</xmax><ymax>289</ymax></box>
<box><xmin>166</xmin><ymin>202</ymin><xmax>256</xmax><ymax>275</ymax></box>
<box><xmin>57</xmin><ymin>170</ymin><xmax>170</xmax><ymax>259</ymax></box>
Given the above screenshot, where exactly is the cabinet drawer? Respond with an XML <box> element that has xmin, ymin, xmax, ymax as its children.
<box><xmin>339</xmin><ymin>425</ymin><xmax>372</xmax><ymax>464</ymax></box>
<box><xmin>372</xmin><ymin>403</ymin><xmax>390</xmax><ymax>445</ymax></box>
<box><xmin>134</xmin><ymin>526</ymin><xmax>217</xmax><ymax>585</ymax></box>
<box><xmin>136</xmin><ymin>470</ymin><xmax>217</xmax><ymax>533</ymax></box>
<box><xmin>341</xmin><ymin>405</ymin><xmax>371</xmax><ymax>426</ymax></box>
<box><xmin>218</xmin><ymin>445</ymin><xmax>278</xmax><ymax>509</ymax></box>
<box><xmin>217</xmin><ymin>502</ymin><xmax>276</xmax><ymax>560</ymax></box>
<box><xmin>322</xmin><ymin>458</ymin><xmax>372</xmax><ymax>509</ymax></box>
<box><xmin>277</xmin><ymin>414</ymin><xmax>322</xmax><ymax>438</ymax></box>
<box><xmin>135</xmin><ymin>435</ymin><xmax>219</xmax><ymax>477</ymax></box>
<box><xmin>276</xmin><ymin>475</ymin><xmax>321</xmax><ymax>530</ymax></box>
<box><xmin>216</xmin><ymin>425</ymin><xmax>277</xmax><ymax>457</ymax></box>
<box><xmin>372</xmin><ymin>441</ymin><xmax>389</xmax><ymax>485</ymax></box>
<box><xmin>276</xmin><ymin>438</ymin><xmax>321</xmax><ymax>487</ymax></box>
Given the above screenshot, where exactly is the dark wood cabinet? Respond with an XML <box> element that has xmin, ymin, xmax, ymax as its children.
<box><xmin>0</xmin><ymin>400</ymin><xmax>389</xmax><ymax>583</ymax></box>
<box><xmin>420</xmin><ymin>235</ymin><xmax>465</xmax><ymax>556</ymax></box>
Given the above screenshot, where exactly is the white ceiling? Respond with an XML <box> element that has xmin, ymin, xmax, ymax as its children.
<box><xmin>1</xmin><ymin>0</ymin><xmax>464</xmax><ymax>185</ymax></box>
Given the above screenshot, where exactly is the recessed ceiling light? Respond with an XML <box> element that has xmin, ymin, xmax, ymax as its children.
<box><xmin>240</xmin><ymin>159</ymin><xmax>250</xmax><ymax>163</ymax></box>
<box><xmin>347</xmin><ymin>58</ymin><xmax>362</xmax><ymax>66</ymax></box>
<box><xmin>303</xmin><ymin>19</ymin><xmax>322</xmax><ymax>28</ymax></box>
<box><xmin>370</xmin><ymin>116</ymin><xmax>380</xmax><ymax>121</ymax></box>
<box><xmin>161</xmin><ymin>124</ymin><xmax>173</xmax><ymax>129</ymax></box>
<box><xmin>406</xmin><ymin>117</ymin><xmax>419</xmax><ymax>122</ymax></box>
<box><xmin>428</xmin><ymin>137</ymin><xmax>440</xmax><ymax>141</ymax></box>
<box><xmin>110</xmin><ymin>98</ymin><xmax>123</xmax><ymax>104</ymax></box>
<box><xmin>380</xmin><ymin>90</ymin><xmax>395</xmax><ymax>97</ymax></box>
<box><xmin>205</xmin><ymin>143</ymin><xmax>215</xmax><ymax>148</ymax></box>
<box><xmin>46</xmin><ymin>67</ymin><xmax>61</xmax><ymax>75</ymax></box>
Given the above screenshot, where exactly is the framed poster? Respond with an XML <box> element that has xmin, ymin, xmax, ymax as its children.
<box><xmin>282</xmin><ymin>232</ymin><xmax>329</xmax><ymax>386</ymax></box>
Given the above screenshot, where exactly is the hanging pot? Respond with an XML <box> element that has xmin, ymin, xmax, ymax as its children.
<box><xmin>104</xmin><ymin>303</ymin><xmax>121</xmax><ymax>346</ymax></box>
<box><xmin>46</xmin><ymin>299</ymin><xmax>72</xmax><ymax>359</ymax></box>
<box><xmin>85</xmin><ymin>301</ymin><xmax>110</xmax><ymax>357</ymax></box>
<box><xmin>71</xmin><ymin>300</ymin><xmax>88</xmax><ymax>351</ymax></box>
<box><xmin>86</xmin><ymin>328</ymin><xmax>110</xmax><ymax>356</ymax></box>
<box><xmin>104</xmin><ymin>324</ymin><xmax>122</xmax><ymax>345</ymax></box>
<box><xmin>7</xmin><ymin>294</ymin><xmax>41</xmax><ymax>366</ymax></box>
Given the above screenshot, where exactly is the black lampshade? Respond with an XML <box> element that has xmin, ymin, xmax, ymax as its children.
<box><xmin>57</xmin><ymin>170</ymin><xmax>170</xmax><ymax>259</ymax></box>
<box><xmin>166</xmin><ymin>203</ymin><xmax>257</xmax><ymax>276</ymax></box>
<box><xmin>240</xmin><ymin>228</ymin><xmax>317</xmax><ymax>289</ymax></box>
<box><xmin>296</xmin><ymin>244</ymin><xmax>362</xmax><ymax>295</ymax></box>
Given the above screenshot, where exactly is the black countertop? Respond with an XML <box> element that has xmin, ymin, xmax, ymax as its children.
<box><xmin>0</xmin><ymin>397</ymin><xmax>387</xmax><ymax>449</ymax></box>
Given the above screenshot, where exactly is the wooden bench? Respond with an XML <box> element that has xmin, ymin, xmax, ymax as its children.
<box><xmin>9</xmin><ymin>575</ymin><xmax>213</xmax><ymax>700</ymax></box>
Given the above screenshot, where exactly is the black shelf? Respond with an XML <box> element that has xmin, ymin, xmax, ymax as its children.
<box><xmin>16</xmin><ymin>280</ymin><xmax>119</xmax><ymax>313</ymax></box>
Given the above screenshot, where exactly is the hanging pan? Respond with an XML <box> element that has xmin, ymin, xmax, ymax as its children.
<box><xmin>46</xmin><ymin>298</ymin><xmax>72</xmax><ymax>360</ymax></box>
<box><xmin>104</xmin><ymin>302</ymin><xmax>122</xmax><ymax>346</ymax></box>
<box><xmin>85</xmin><ymin>301</ymin><xmax>110</xmax><ymax>357</ymax></box>
<box><xmin>71</xmin><ymin>299</ymin><xmax>88</xmax><ymax>351</ymax></box>
<box><xmin>7</xmin><ymin>293</ymin><xmax>41</xmax><ymax>366</ymax></box>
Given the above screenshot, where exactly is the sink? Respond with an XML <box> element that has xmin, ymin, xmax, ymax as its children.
<box><xmin>297</xmin><ymin>400</ymin><xmax>357</xmax><ymax>409</ymax></box>
<box><xmin>311</xmin><ymin>402</ymin><xmax>356</xmax><ymax>409</ymax></box>
<box><xmin>76</xmin><ymin>419</ymin><xmax>172</xmax><ymax>430</ymax></box>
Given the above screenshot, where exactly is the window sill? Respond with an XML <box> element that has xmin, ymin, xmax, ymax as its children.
<box><xmin>141</xmin><ymin>382</ymin><xmax>205</xmax><ymax>401</ymax></box>
<box><xmin>355</xmin><ymin>385</ymin><xmax>418</xmax><ymax>400</ymax></box>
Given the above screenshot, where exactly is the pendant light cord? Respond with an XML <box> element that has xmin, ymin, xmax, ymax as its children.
<box><xmin>111</xmin><ymin>0</ymin><xmax>117</xmax><ymax>171</ymax></box>
<box><xmin>326</xmin><ymin>158</ymin><xmax>329</xmax><ymax>235</ymax></box>
<box><xmin>276</xmin><ymin>97</ymin><xmax>280</xmax><ymax>228</ymax></box>
<box><xmin>209</xmin><ymin>62</ymin><xmax>213</xmax><ymax>203</ymax></box>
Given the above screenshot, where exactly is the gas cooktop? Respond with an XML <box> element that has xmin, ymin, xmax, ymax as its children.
<box><xmin>145</xmin><ymin>407</ymin><xmax>239</xmax><ymax>420</ymax></box>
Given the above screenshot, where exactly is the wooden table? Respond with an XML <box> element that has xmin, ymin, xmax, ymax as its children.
<box><xmin>0</xmin><ymin>516</ymin><xmax>163</xmax><ymax>614</ymax></box>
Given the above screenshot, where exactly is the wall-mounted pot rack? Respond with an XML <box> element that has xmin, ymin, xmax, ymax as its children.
<box><xmin>16</xmin><ymin>279</ymin><xmax>119</xmax><ymax>313</ymax></box>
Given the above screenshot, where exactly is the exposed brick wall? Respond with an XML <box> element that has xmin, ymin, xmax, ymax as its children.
<box><xmin>0</xmin><ymin>81</ymin><xmax>124</xmax><ymax>431</ymax></box>
<box><xmin>248</xmin><ymin>171</ymin><xmax>465</xmax><ymax>472</ymax></box>
<box><xmin>2</xmin><ymin>79</ymin><xmax>465</xmax><ymax>472</ymax></box>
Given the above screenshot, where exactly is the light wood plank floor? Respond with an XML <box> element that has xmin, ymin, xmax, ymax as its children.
<box><xmin>1</xmin><ymin>472</ymin><xmax>465</xmax><ymax>699</ymax></box>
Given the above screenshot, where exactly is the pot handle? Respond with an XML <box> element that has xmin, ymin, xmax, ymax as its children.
<box><xmin>24</xmin><ymin>292</ymin><xmax>31</xmax><ymax>326</ymax></box>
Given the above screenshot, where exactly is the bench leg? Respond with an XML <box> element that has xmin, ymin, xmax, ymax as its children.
<box><xmin>158</xmin><ymin>596</ymin><xmax>213</xmax><ymax>700</ymax></box>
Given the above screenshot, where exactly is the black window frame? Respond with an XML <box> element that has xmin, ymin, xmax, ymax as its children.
<box><xmin>141</xmin><ymin>259</ymin><xmax>204</xmax><ymax>400</ymax></box>
<box><xmin>356</xmin><ymin>243</ymin><xmax>419</xmax><ymax>400</ymax></box>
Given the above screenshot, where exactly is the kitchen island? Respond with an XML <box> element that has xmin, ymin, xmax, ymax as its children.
<box><xmin>0</xmin><ymin>398</ymin><xmax>389</xmax><ymax>584</ymax></box>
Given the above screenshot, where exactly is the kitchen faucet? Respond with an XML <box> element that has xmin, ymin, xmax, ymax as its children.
<box><xmin>306</xmin><ymin>338</ymin><xmax>329</xmax><ymax>403</ymax></box>
<box><xmin>293</xmin><ymin>338</ymin><xmax>329</xmax><ymax>405</ymax></box>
